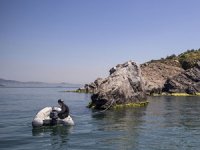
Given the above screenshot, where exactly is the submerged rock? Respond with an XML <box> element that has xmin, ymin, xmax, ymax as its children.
<box><xmin>90</xmin><ymin>61</ymin><xmax>147</xmax><ymax>109</ymax></box>
<box><xmin>163</xmin><ymin>61</ymin><xmax>200</xmax><ymax>94</ymax></box>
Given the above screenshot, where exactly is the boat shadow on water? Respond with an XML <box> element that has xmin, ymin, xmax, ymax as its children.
<box><xmin>32</xmin><ymin>125</ymin><xmax>73</xmax><ymax>137</ymax></box>
<box><xmin>32</xmin><ymin>125</ymin><xmax>73</xmax><ymax>147</ymax></box>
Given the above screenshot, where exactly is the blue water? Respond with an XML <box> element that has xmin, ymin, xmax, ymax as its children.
<box><xmin>0</xmin><ymin>88</ymin><xmax>200</xmax><ymax>150</ymax></box>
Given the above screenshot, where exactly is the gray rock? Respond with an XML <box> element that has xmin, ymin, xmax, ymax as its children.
<box><xmin>90</xmin><ymin>61</ymin><xmax>147</xmax><ymax>109</ymax></box>
<box><xmin>163</xmin><ymin>61</ymin><xmax>200</xmax><ymax>94</ymax></box>
<box><xmin>84</xmin><ymin>84</ymin><xmax>94</xmax><ymax>93</ymax></box>
<box><xmin>141</xmin><ymin>62</ymin><xmax>184</xmax><ymax>94</ymax></box>
<box><xmin>94</xmin><ymin>78</ymin><xmax>104</xmax><ymax>88</ymax></box>
<box><xmin>84</xmin><ymin>78</ymin><xmax>103</xmax><ymax>93</ymax></box>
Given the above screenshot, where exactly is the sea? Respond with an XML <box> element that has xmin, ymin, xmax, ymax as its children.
<box><xmin>0</xmin><ymin>87</ymin><xmax>200</xmax><ymax>150</ymax></box>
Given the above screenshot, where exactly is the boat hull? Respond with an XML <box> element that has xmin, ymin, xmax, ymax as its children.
<box><xmin>32</xmin><ymin>107</ymin><xmax>74</xmax><ymax>127</ymax></box>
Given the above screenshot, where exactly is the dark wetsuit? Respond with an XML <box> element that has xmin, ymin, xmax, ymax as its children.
<box><xmin>58</xmin><ymin>103</ymin><xmax>69</xmax><ymax>119</ymax></box>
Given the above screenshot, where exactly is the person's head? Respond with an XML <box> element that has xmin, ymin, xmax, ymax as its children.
<box><xmin>58</xmin><ymin>99</ymin><xmax>64</xmax><ymax>106</ymax></box>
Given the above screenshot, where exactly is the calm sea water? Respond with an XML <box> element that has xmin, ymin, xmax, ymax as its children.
<box><xmin>0</xmin><ymin>88</ymin><xmax>200</xmax><ymax>150</ymax></box>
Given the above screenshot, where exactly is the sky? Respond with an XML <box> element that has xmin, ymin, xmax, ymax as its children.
<box><xmin>1</xmin><ymin>0</ymin><xmax>200</xmax><ymax>84</ymax></box>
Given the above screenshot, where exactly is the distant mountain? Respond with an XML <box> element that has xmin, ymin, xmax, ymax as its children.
<box><xmin>0</xmin><ymin>78</ymin><xmax>82</xmax><ymax>88</ymax></box>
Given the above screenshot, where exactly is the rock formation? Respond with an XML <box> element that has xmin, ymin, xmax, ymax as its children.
<box><xmin>141</xmin><ymin>61</ymin><xmax>184</xmax><ymax>94</ymax></box>
<box><xmin>89</xmin><ymin>61</ymin><xmax>147</xmax><ymax>109</ymax></box>
<box><xmin>163</xmin><ymin>61</ymin><xmax>200</xmax><ymax>94</ymax></box>
<box><xmin>84</xmin><ymin>78</ymin><xmax>103</xmax><ymax>93</ymax></box>
<box><xmin>140</xmin><ymin>49</ymin><xmax>200</xmax><ymax>94</ymax></box>
<box><xmin>76</xmin><ymin>49</ymin><xmax>200</xmax><ymax>102</ymax></box>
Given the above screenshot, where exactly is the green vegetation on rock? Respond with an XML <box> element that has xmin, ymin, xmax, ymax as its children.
<box><xmin>178</xmin><ymin>49</ymin><xmax>200</xmax><ymax>69</ymax></box>
<box><xmin>87</xmin><ymin>101</ymin><xmax>149</xmax><ymax>110</ymax></box>
<box><xmin>150</xmin><ymin>92</ymin><xmax>200</xmax><ymax>96</ymax></box>
<box><xmin>148</xmin><ymin>49</ymin><xmax>200</xmax><ymax>69</ymax></box>
<box><xmin>113</xmin><ymin>101</ymin><xmax>149</xmax><ymax>109</ymax></box>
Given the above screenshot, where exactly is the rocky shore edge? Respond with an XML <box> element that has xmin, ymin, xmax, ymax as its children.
<box><xmin>67</xmin><ymin>50</ymin><xmax>200</xmax><ymax>109</ymax></box>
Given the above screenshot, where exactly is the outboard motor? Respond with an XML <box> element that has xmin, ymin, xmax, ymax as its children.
<box><xmin>50</xmin><ymin>107</ymin><xmax>58</xmax><ymax>125</ymax></box>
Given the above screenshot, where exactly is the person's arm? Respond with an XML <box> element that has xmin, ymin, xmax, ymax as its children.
<box><xmin>59</xmin><ymin>104</ymin><xmax>67</xmax><ymax>114</ymax></box>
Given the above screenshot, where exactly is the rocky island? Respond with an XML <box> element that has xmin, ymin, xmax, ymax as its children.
<box><xmin>89</xmin><ymin>61</ymin><xmax>147</xmax><ymax>109</ymax></box>
<box><xmin>75</xmin><ymin>49</ymin><xmax>200</xmax><ymax>109</ymax></box>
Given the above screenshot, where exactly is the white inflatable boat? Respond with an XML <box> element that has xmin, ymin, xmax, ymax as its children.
<box><xmin>32</xmin><ymin>107</ymin><xmax>74</xmax><ymax>127</ymax></box>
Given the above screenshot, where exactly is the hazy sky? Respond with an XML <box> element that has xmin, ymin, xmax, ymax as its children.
<box><xmin>1</xmin><ymin>0</ymin><xmax>200</xmax><ymax>84</ymax></box>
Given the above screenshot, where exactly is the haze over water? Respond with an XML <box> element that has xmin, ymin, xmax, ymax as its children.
<box><xmin>0</xmin><ymin>87</ymin><xmax>200</xmax><ymax>150</ymax></box>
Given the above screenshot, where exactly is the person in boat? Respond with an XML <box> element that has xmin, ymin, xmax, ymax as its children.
<box><xmin>57</xmin><ymin>99</ymin><xmax>69</xmax><ymax>119</ymax></box>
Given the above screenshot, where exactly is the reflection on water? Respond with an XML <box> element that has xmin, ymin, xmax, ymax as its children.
<box><xmin>139</xmin><ymin>96</ymin><xmax>200</xmax><ymax>150</ymax></box>
<box><xmin>32</xmin><ymin>126</ymin><xmax>73</xmax><ymax>149</ymax></box>
<box><xmin>88</xmin><ymin>107</ymin><xmax>147</xmax><ymax>150</ymax></box>
<box><xmin>1</xmin><ymin>88</ymin><xmax>200</xmax><ymax>150</ymax></box>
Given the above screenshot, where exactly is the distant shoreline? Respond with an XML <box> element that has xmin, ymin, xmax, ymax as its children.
<box><xmin>0</xmin><ymin>78</ymin><xmax>83</xmax><ymax>89</ymax></box>
<box><xmin>65</xmin><ymin>88</ymin><xmax>200</xmax><ymax>97</ymax></box>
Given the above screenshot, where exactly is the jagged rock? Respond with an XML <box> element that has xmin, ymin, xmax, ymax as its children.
<box><xmin>109</xmin><ymin>66</ymin><xmax>117</xmax><ymax>75</ymax></box>
<box><xmin>84</xmin><ymin>83</ymin><xmax>96</xmax><ymax>93</ymax></box>
<box><xmin>94</xmin><ymin>78</ymin><xmax>104</xmax><ymax>88</ymax></box>
<box><xmin>90</xmin><ymin>61</ymin><xmax>147</xmax><ymax>109</ymax></box>
<box><xmin>163</xmin><ymin>61</ymin><xmax>200</xmax><ymax>94</ymax></box>
<box><xmin>185</xmin><ymin>86</ymin><xmax>196</xmax><ymax>95</ymax></box>
<box><xmin>141</xmin><ymin>62</ymin><xmax>184</xmax><ymax>94</ymax></box>
<box><xmin>84</xmin><ymin>78</ymin><xmax>103</xmax><ymax>93</ymax></box>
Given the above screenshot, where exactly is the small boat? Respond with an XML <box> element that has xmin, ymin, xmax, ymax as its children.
<box><xmin>32</xmin><ymin>107</ymin><xmax>74</xmax><ymax>127</ymax></box>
